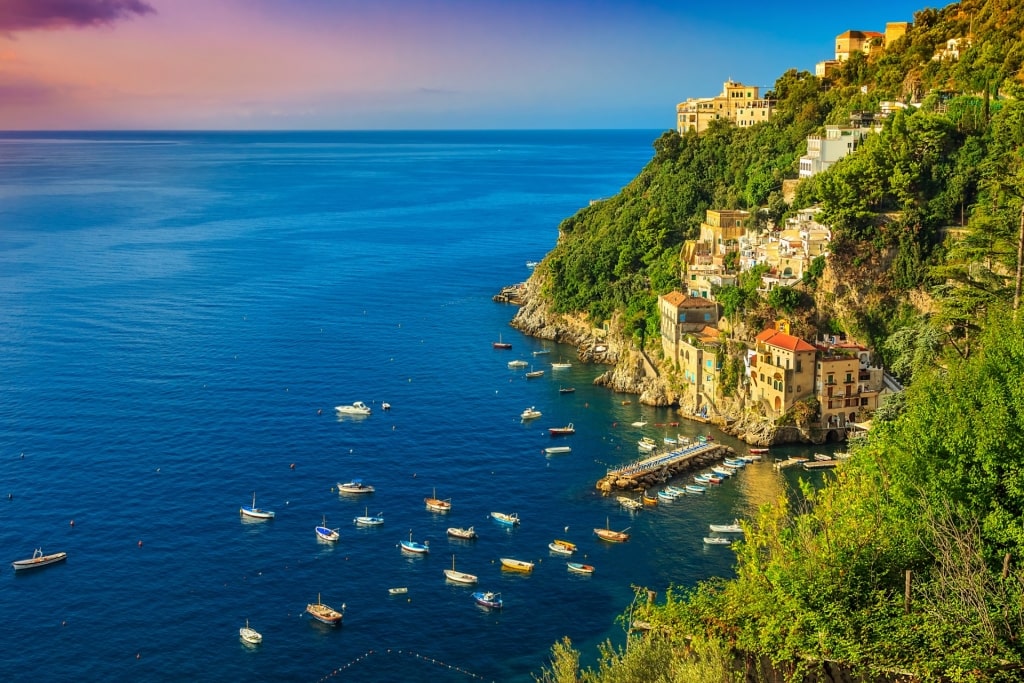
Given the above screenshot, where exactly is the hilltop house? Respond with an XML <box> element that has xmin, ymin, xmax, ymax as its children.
<box><xmin>676</xmin><ymin>80</ymin><xmax>774</xmax><ymax>135</ymax></box>
<box><xmin>798</xmin><ymin>125</ymin><xmax>870</xmax><ymax>178</ymax></box>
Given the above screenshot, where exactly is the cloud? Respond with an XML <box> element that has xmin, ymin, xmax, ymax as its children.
<box><xmin>0</xmin><ymin>0</ymin><xmax>155</xmax><ymax>32</ymax></box>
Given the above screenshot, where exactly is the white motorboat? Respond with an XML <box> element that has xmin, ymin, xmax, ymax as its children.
<box><xmin>239</xmin><ymin>619</ymin><xmax>262</xmax><ymax>645</ymax></box>
<box><xmin>240</xmin><ymin>492</ymin><xmax>275</xmax><ymax>520</ymax></box>
<box><xmin>521</xmin><ymin>406</ymin><xmax>542</xmax><ymax>420</ymax></box>
<box><xmin>337</xmin><ymin>479</ymin><xmax>375</xmax><ymax>494</ymax></box>
<box><xmin>335</xmin><ymin>401</ymin><xmax>371</xmax><ymax>416</ymax></box>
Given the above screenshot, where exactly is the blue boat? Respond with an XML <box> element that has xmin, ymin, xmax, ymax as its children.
<box><xmin>472</xmin><ymin>591</ymin><xmax>503</xmax><ymax>609</ymax></box>
<box><xmin>399</xmin><ymin>531</ymin><xmax>429</xmax><ymax>553</ymax></box>
<box><xmin>490</xmin><ymin>511</ymin><xmax>520</xmax><ymax>526</ymax></box>
<box><xmin>685</xmin><ymin>484</ymin><xmax>706</xmax><ymax>494</ymax></box>
<box><xmin>657</xmin><ymin>490</ymin><xmax>678</xmax><ymax>502</ymax></box>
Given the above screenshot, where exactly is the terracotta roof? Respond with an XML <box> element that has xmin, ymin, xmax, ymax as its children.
<box><xmin>661</xmin><ymin>291</ymin><xmax>715</xmax><ymax>309</ymax></box>
<box><xmin>756</xmin><ymin>328</ymin><xmax>816</xmax><ymax>352</ymax></box>
<box><xmin>661</xmin><ymin>291</ymin><xmax>687</xmax><ymax>306</ymax></box>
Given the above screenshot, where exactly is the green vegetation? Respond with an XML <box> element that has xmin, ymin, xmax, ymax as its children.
<box><xmin>531</xmin><ymin>0</ymin><xmax>1024</xmax><ymax>679</ymax></box>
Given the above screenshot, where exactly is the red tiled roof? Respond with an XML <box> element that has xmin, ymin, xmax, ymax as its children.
<box><xmin>661</xmin><ymin>291</ymin><xmax>715</xmax><ymax>309</ymax></box>
<box><xmin>756</xmin><ymin>328</ymin><xmax>816</xmax><ymax>352</ymax></box>
<box><xmin>662</xmin><ymin>291</ymin><xmax>687</xmax><ymax>306</ymax></box>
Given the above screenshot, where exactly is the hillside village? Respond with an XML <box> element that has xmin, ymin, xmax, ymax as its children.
<box><xmin>651</xmin><ymin>16</ymin><xmax>974</xmax><ymax>441</ymax></box>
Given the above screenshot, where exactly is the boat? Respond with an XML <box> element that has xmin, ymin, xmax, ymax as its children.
<box><xmin>525</xmin><ymin>260</ymin><xmax>539</xmax><ymax>268</ymax></box>
<box><xmin>493</xmin><ymin>334</ymin><xmax>512</xmax><ymax>349</ymax></box>
<box><xmin>558</xmin><ymin>386</ymin><xmax>576</xmax><ymax>394</ymax></box>
<box><xmin>545</xmin><ymin>446</ymin><xmax>572</xmax><ymax>455</ymax></box>
<box><xmin>550</xmin><ymin>359</ymin><xmax>572</xmax><ymax>369</ymax></box>
<box><xmin>400</xmin><ymin>530</ymin><xmax>429</xmax><ymax>554</ymax></box>
<box><xmin>548</xmin><ymin>423</ymin><xmax>575</xmax><ymax>436</ymax></box>
<box><xmin>499</xmin><ymin>557</ymin><xmax>534</xmax><ymax>572</ymax></box>
<box><xmin>11</xmin><ymin>548</ymin><xmax>67</xmax><ymax>571</ymax></box>
<box><xmin>548</xmin><ymin>541</ymin><xmax>573</xmax><ymax>555</ymax></box>
<box><xmin>567</xmin><ymin>562</ymin><xmax>595</xmax><ymax>574</ymax></box>
<box><xmin>685</xmin><ymin>484</ymin><xmax>706</xmax><ymax>494</ymax></box>
<box><xmin>444</xmin><ymin>555</ymin><xmax>478</xmax><ymax>584</ymax></box>
<box><xmin>388</xmin><ymin>587</ymin><xmax>408</xmax><ymax>595</ymax></box>
<box><xmin>525</xmin><ymin>368</ymin><xmax>544</xmax><ymax>379</ymax></box>
<box><xmin>738</xmin><ymin>454</ymin><xmax>762</xmax><ymax>463</ymax></box>
<box><xmin>749</xmin><ymin>447</ymin><xmax>770</xmax><ymax>454</ymax></box>
<box><xmin>664</xmin><ymin>485</ymin><xmax>686</xmax><ymax>496</ymax></box>
<box><xmin>315</xmin><ymin>516</ymin><xmax>340</xmax><ymax>542</ymax></box>
<box><xmin>551</xmin><ymin>539</ymin><xmax>576</xmax><ymax>553</ymax></box>
<box><xmin>637</xmin><ymin>437</ymin><xmax>657</xmax><ymax>452</ymax></box>
<box><xmin>663</xmin><ymin>436</ymin><xmax>677</xmax><ymax>445</ymax></box>
<box><xmin>335</xmin><ymin>401</ymin><xmax>371</xmax><ymax>416</ymax></box>
<box><xmin>616</xmin><ymin>496</ymin><xmax>643</xmax><ymax>511</ymax></box>
<box><xmin>532</xmin><ymin>348</ymin><xmax>551</xmax><ymax>356</ymax></box>
<box><xmin>240</xmin><ymin>492</ymin><xmax>274</xmax><ymax>520</ymax></box>
<box><xmin>723</xmin><ymin>458</ymin><xmax>747</xmax><ymax>468</ymax></box>
<box><xmin>773</xmin><ymin>457</ymin><xmax>809</xmax><ymax>470</ymax></box>
<box><xmin>424</xmin><ymin>488</ymin><xmax>451</xmax><ymax>512</ymax></box>
<box><xmin>594</xmin><ymin>517</ymin><xmax>630</xmax><ymax>543</ymax></box>
<box><xmin>337</xmin><ymin>479</ymin><xmax>375</xmax><ymax>494</ymax></box>
<box><xmin>703</xmin><ymin>536</ymin><xmax>732</xmax><ymax>545</ymax></box>
<box><xmin>306</xmin><ymin>594</ymin><xmax>344</xmax><ymax>625</ymax></box>
<box><xmin>521</xmin><ymin>406</ymin><xmax>542</xmax><ymax>420</ymax></box>
<box><xmin>814</xmin><ymin>452</ymin><xmax>834</xmax><ymax>461</ymax></box>
<box><xmin>642</xmin><ymin>492</ymin><xmax>658</xmax><ymax>506</ymax></box>
<box><xmin>239</xmin><ymin>619</ymin><xmax>262</xmax><ymax>645</ymax></box>
<box><xmin>447</xmin><ymin>526</ymin><xmax>477</xmax><ymax>540</ymax></box>
<box><xmin>507</xmin><ymin>359</ymin><xmax>528</xmax><ymax>369</ymax></box>
<box><xmin>472</xmin><ymin>591</ymin><xmax>503</xmax><ymax>609</ymax></box>
<box><xmin>353</xmin><ymin>507</ymin><xmax>384</xmax><ymax>527</ymax></box>
<box><xmin>656</xmin><ymin>490</ymin><xmax>678</xmax><ymax>502</ymax></box>
<box><xmin>490</xmin><ymin>511</ymin><xmax>520</xmax><ymax>526</ymax></box>
<box><xmin>709</xmin><ymin>521</ymin><xmax>744</xmax><ymax>533</ymax></box>
<box><xmin>631</xmin><ymin>420</ymin><xmax>647</xmax><ymax>427</ymax></box>
<box><xmin>711</xmin><ymin>466</ymin><xmax>734</xmax><ymax>477</ymax></box>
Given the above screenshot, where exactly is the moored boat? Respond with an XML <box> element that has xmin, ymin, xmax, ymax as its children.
<box><xmin>388</xmin><ymin>586</ymin><xmax>408</xmax><ymax>595</ymax></box>
<box><xmin>424</xmin><ymin>488</ymin><xmax>451</xmax><ymax>512</ymax></box>
<box><xmin>315</xmin><ymin>516</ymin><xmax>340</xmax><ymax>542</ymax></box>
<box><xmin>749</xmin><ymin>447</ymin><xmax>770</xmax><ymax>454</ymax></box>
<box><xmin>525</xmin><ymin>369</ymin><xmax>544</xmax><ymax>378</ymax></box>
<box><xmin>545</xmin><ymin>446</ymin><xmax>572</xmax><ymax>455</ymax></box>
<box><xmin>240</xmin><ymin>492</ymin><xmax>274</xmax><ymax>520</ymax></box>
<box><xmin>400</xmin><ymin>530</ymin><xmax>429</xmax><ymax>554</ymax></box>
<box><xmin>353</xmin><ymin>507</ymin><xmax>384</xmax><ymax>527</ymax></box>
<box><xmin>520</xmin><ymin>406</ymin><xmax>542</xmax><ymax>420</ymax></box>
<box><xmin>499</xmin><ymin>557</ymin><xmax>534</xmax><ymax>572</ymax></box>
<box><xmin>616</xmin><ymin>496</ymin><xmax>643</xmax><ymax>511</ymax></box>
<box><xmin>548</xmin><ymin>423</ymin><xmax>575</xmax><ymax>436</ymax></box>
<box><xmin>472</xmin><ymin>591</ymin><xmax>503</xmax><ymax>609</ymax></box>
<box><xmin>239</xmin><ymin>619</ymin><xmax>262</xmax><ymax>644</ymax></box>
<box><xmin>558</xmin><ymin>386</ymin><xmax>576</xmax><ymax>394</ymax></box>
<box><xmin>490</xmin><ymin>511</ymin><xmax>520</xmax><ymax>526</ymax></box>
<box><xmin>444</xmin><ymin>555</ymin><xmax>478</xmax><ymax>584</ymax></box>
<box><xmin>567</xmin><ymin>562</ymin><xmax>594</xmax><ymax>574</ymax></box>
<box><xmin>507</xmin><ymin>359</ymin><xmax>528</xmax><ymax>369</ymax></box>
<box><xmin>493</xmin><ymin>334</ymin><xmax>512</xmax><ymax>349</ymax></box>
<box><xmin>685</xmin><ymin>484</ymin><xmax>706</xmax><ymax>494</ymax></box>
<box><xmin>550</xmin><ymin>359</ymin><xmax>572</xmax><ymax>369</ymax></box>
<box><xmin>11</xmin><ymin>548</ymin><xmax>67</xmax><ymax>571</ymax></box>
<box><xmin>594</xmin><ymin>517</ymin><xmax>630</xmax><ymax>542</ymax></box>
<box><xmin>657</xmin><ymin>490</ymin><xmax>678</xmax><ymax>502</ymax></box>
<box><xmin>447</xmin><ymin>526</ymin><xmax>477</xmax><ymax>539</ymax></box>
<box><xmin>335</xmin><ymin>401</ymin><xmax>371</xmax><ymax>416</ymax></box>
<box><xmin>548</xmin><ymin>541</ymin><xmax>573</xmax><ymax>555</ymax></box>
<box><xmin>637</xmin><ymin>436</ymin><xmax>657</xmax><ymax>452</ymax></box>
<box><xmin>642</xmin><ymin>491</ymin><xmax>658</xmax><ymax>506</ymax></box>
<box><xmin>709</xmin><ymin>521</ymin><xmax>744</xmax><ymax>534</ymax></box>
<box><xmin>306</xmin><ymin>593</ymin><xmax>344</xmax><ymax>625</ymax></box>
<box><xmin>337</xmin><ymin>479</ymin><xmax>375</xmax><ymax>494</ymax></box>
<box><xmin>703</xmin><ymin>536</ymin><xmax>732</xmax><ymax>545</ymax></box>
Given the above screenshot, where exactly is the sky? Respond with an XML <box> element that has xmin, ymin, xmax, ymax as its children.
<box><xmin>0</xmin><ymin>0</ymin><xmax>946</xmax><ymax>130</ymax></box>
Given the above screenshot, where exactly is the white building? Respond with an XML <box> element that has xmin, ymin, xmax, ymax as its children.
<box><xmin>798</xmin><ymin>126</ymin><xmax>869</xmax><ymax>178</ymax></box>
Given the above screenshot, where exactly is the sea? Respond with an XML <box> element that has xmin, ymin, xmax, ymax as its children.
<box><xmin>0</xmin><ymin>130</ymin><xmax>829</xmax><ymax>682</ymax></box>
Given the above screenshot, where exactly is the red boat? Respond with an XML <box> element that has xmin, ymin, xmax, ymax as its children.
<box><xmin>549</xmin><ymin>423</ymin><xmax>575</xmax><ymax>436</ymax></box>
<box><xmin>493</xmin><ymin>334</ymin><xmax>512</xmax><ymax>349</ymax></box>
<box><xmin>749</xmin><ymin>447</ymin><xmax>770</xmax><ymax>454</ymax></box>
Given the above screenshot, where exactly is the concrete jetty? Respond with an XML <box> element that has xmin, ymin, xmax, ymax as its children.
<box><xmin>596</xmin><ymin>442</ymin><xmax>728</xmax><ymax>492</ymax></box>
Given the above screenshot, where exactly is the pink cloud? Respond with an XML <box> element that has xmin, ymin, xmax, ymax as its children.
<box><xmin>0</xmin><ymin>0</ymin><xmax>155</xmax><ymax>32</ymax></box>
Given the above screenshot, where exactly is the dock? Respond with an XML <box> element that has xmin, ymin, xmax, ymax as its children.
<box><xmin>773</xmin><ymin>457</ymin><xmax>808</xmax><ymax>471</ymax></box>
<box><xmin>597</xmin><ymin>442</ymin><xmax>724</xmax><ymax>491</ymax></box>
<box><xmin>493</xmin><ymin>283</ymin><xmax>526</xmax><ymax>304</ymax></box>
<box><xmin>802</xmin><ymin>460</ymin><xmax>838</xmax><ymax>470</ymax></box>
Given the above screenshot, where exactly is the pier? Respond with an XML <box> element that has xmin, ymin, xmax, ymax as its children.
<box><xmin>596</xmin><ymin>442</ymin><xmax>726</xmax><ymax>492</ymax></box>
<box><xmin>492</xmin><ymin>283</ymin><xmax>526</xmax><ymax>304</ymax></box>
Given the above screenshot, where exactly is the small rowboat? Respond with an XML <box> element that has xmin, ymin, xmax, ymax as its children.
<box><xmin>685</xmin><ymin>484</ymin><xmax>706</xmax><ymax>494</ymax></box>
<box><xmin>400</xmin><ymin>531</ymin><xmax>429</xmax><ymax>553</ymax></box>
<box><xmin>239</xmin><ymin>619</ymin><xmax>262</xmax><ymax>645</ymax></box>
<box><xmin>642</xmin><ymin>492</ymin><xmax>658</xmax><ymax>506</ymax></box>
<box><xmin>240</xmin><ymin>492</ymin><xmax>274</xmax><ymax>520</ymax></box>
<box><xmin>353</xmin><ymin>507</ymin><xmax>384</xmax><ymax>527</ymax></box>
<box><xmin>447</xmin><ymin>526</ymin><xmax>477</xmax><ymax>540</ymax></box>
<box><xmin>443</xmin><ymin>555</ymin><xmax>478</xmax><ymax>584</ymax></box>
<box><xmin>11</xmin><ymin>548</ymin><xmax>67</xmax><ymax>571</ymax></box>
<box><xmin>500</xmin><ymin>557</ymin><xmax>534</xmax><ymax>572</ymax></box>
<box><xmin>748</xmin><ymin>447</ymin><xmax>770</xmax><ymax>454</ymax></box>
<box><xmin>548</xmin><ymin>541</ymin><xmax>573</xmax><ymax>555</ymax></box>
<box><xmin>545</xmin><ymin>446</ymin><xmax>572</xmax><ymax>455</ymax></box>
<box><xmin>567</xmin><ymin>562</ymin><xmax>594</xmax><ymax>575</ymax></box>
<box><xmin>703</xmin><ymin>536</ymin><xmax>732</xmax><ymax>545</ymax></box>
<box><xmin>473</xmin><ymin>591</ymin><xmax>503</xmax><ymax>609</ymax></box>
<box><xmin>657</xmin><ymin>490</ymin><xmax>678</xmax><ymax>502</ymax></box>
<box><xmin>315</xmin><ymin>516</ymin><xmax>340</xmax><ymax>542</ymax></box>
<box><xmin>388</xmin><ymin>587</ymin><xmax>408</xmax><ymax>595</ymax></box>
<box><xmin>709</xmin><ymin>522</ymin><xmax>743</xmax><ymax>533</ymax></box>
<box><xmin>306</xmin><ymin>594</ymin><xmax>344</xmax><ymax>625</ymax></box>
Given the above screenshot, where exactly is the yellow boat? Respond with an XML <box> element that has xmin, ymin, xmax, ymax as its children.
<box><xmin>499</xmin><ymin>557</ymin><xmax>534</xmax><ymax>572</ymax></box>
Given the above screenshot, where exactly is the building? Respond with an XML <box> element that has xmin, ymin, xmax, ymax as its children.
<box><xmin>699</xmin><ymin>209</ymin><xmax>750</xmax><ymax>252</ymax></box>
<box><xmin>835</xmin><ymin>30</ymin><xmax>885</xmax><ymax>61</ymax></box>
<box><xmin>676</xmin><ymin>80</ymin><xmax>774</xmax><ymax>135</ymax></box>
<box><xmin>678</xmin><ymin>326</ymin><xmax>724</xmax><ymax>416</ymax></box>
<box><xmin>751</xmin><ymin>324</ymin><xmax>817</xmax><ymax>417</ymax></box>
<box><xmin>815</xmin><ymin>59</ymin><xmax>841</xmax><ymax>78</ymax></box>
<box><xmin>658</xmin><ymin>291</ymin><xmax>720</xmax><ymax>369</ymax></box>
<box><xmin>933</xmin><ymin>37</ymin><xmax>969</xmax><ymax>61</ymax></box>
<box><xmin>798</xmin><ymin>126</ymin><xmax>869</xmax><ymax>178</ymax></box>
<box><xmin>815</xmin><ymin>335</ymin><xmax>884</xmax><ymax>435</ymax></box>
<box><xmin>885</xmin><ymin>21</ymin><xmax>911</xmax><ymax>46</ymax></box>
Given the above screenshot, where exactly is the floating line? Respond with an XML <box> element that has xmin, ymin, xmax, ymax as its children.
<box><xmin>315</xmin><ymin>648</ymin><xmax>494</xmax><ymax>681</ymax></box>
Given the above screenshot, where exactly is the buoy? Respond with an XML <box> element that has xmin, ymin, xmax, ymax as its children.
<box><xmin>138</xmin><ymin>540</ymin><xmax>143</xmax><ymax>547</ymax></box>
<box><xmin>69</xmin><ymin>520</ymin><xmax>74</xmax><ymax>527</ymax></box>
<box><xmin>317</xmin><ymin>409</ymin><xmax>322</xmax><ymax>415</ymax></box>
<box><xmin>62</xmin><ymin>621</ymin><xmax>66</xmax><ymax>626</ymax></box>
<box><xmin>136</xmin><ymin>653</ymin><xmax>140</xmax><ymax>660</ymax></box>
<box><xmin>290</xmin><ymin>463</ymin><xmax>296</xmax><ymax>469</ymax></box>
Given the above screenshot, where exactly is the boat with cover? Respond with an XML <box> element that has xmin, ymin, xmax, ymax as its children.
<box><xmin>443</xmin><ymin>555</ymin><xmax>478</xmax><ymax>584</ymax></box>
<box><xmin>315</xmin><ymin>516</ymin><xmax>340</xmax><ymax>542</ymax></box>
<box><xmin>447</xmin><ymin>526</ymin><xmax>477</xmax><ymax>539</ymax></box>
<box><xmin>525</xmin><ymin>368</ymin><xmax>544</xmax><ymax>378</ymax></box>
<box><xmin>567</xmin><ymin>562</ymin><xmax>595</xmax><ymax>574</ymax></box>
<box><xmin>709</xmin><ymin>521</ymin><xmax>743</xmax><ymax>533</ymax></box>
<box><xmin>545</xmin><ymin>446</ymin><xmax>571</xmax><ymax>455</ymax></box>
<box><xmin>548</xmin><ymin>423</ymin><xmax>575</xmax><ymax>436</ymax></box>
<box><xmin>337</xmin><ymin>479</ymin><xmax>375</xmax><ymax>494</ymax></box>
<box><xmin>594</xmin><ymin>517</ymin><xmax>630</xmax><ymax>543</ymax></box>
<box><xmin>558</xmin><ymin>386</ymin><xmax>576</xmax><ymax>394</ymax></box>
<box><xmin>239</xmin><ymin>619</ymin><xmax>262</xmax><ymax>645</ymax></box>
<box><xmin>520</xmin><ymin>406</ymin><xmax>542</xmax><ymax>420</ymax></box>
<box><xmin>335</xmin><ymin>401</ymin><xmax>371</xmax><ymax>416</ymax></box>
<box><xmin>306</xmin><ymin>594</ymin><xmax>344</xmax><ymax>625</ymax></box>
<box><xmin>616</xmin><ymin>496</ymin><xmax>643</xmax><ymax>511</ymax></box>
<box><xmin>548</xmin><ymin>541</ymin><xmax>574</xmax><ymax>555</ymax></box>
<box><xmin>353</xmin><ymin>507</ymin><xmax>384</xmax><ymax>526</ymax></box>
<box><xmin>11</xmin><ymin>548</ymin><xmax>67</xmax><ymax>571</ymax></box>
<box><xmin>240</xmin><ymin>492</ymin><xmax>275</xmax><ymax>520</ymax></box>
<box><xmin>400</xmin><ymin>530</ymin><xmax>429</xmax><ymax>554</ymax></box>
<box><xmin>388</xmin><ymin>587</ymin><xmax>408</xmax><ymax>595</ymax></box>
<box><xmin>507</xmin><ymin>359</ymin><xmax>528</xmax><ymax>369</ymax></box>
<box><xmin>473</xmin><ymin>591</ymin><xmax>503</xmax><ymax>609</ymax></box>
<box><xmin>424</xmin><ymin>488</ymin><xmax>451</xmax><ymax>512</ymax></box>
<box><xmin>490</xmin><ymin>511</ymin><xmax>520</xmax><ymax>526</ymax></box>
<box><xmin>703</xmin><ymin>536</ymin><xmax>732</xmax><ymax>545</ymax></box>
<box><xmin>500</xmin><ymin>557</ymin><xmax>534</xmax><ymax>572</ymax></box>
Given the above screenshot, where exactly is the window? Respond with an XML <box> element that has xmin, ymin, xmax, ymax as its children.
<box><xmin>845</xmin><ymin>373</ymin><xmax>853</xmax><ymax>383</ymax></box>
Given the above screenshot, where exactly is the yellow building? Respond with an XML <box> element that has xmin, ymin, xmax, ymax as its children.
<box><xmin>658</xmin><ymin>291</ymin><xmax>719</xmax><ymax>369</ymax></box>
<box><xmin>678</xmin><ymin>327</ymin><xmax>723</xmax><ymax>415</ymax></box>
<box><xmin>835</xmin><ymin>30</ymin><xmax>885</xmax><ymax>61</ymax></box>
<box><xmin>752</xmin><ymin>326</ymin><xmax>817</xmax><ymax>417</ymax></box>
<box><xmin>699</xmin><ymin>209</ymin><xmax>749</xmax><ymax>253</ymax></box>
<box><xmin>676</xmin><ymin>80</ymin><xmax>774</xmax><ymax>134</ymax></box>
<box><xmin>885</xmin><ymin>21</ymin><xmax>911</xmax><ymax>46</ymax></box>
<box><xmin>816</xmin><ymin>340</ymin><xmax>883</xmax><ymax>436</ymax></box>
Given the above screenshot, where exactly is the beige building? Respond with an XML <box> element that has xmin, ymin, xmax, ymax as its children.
<box><xmin>835</xmin><ymin>30</ymin><xmax>885</xmax><ymax>61</ymax></box>
<box><xmin>659</xmin><ymin>291</ymin><xmax>719</xmax><ymax>369</ymax></box>
<box><xmin>885</xmin><ymin>21</ymin><xmax>911</xmax><ymax>46</ymax></box>
<box><xmin>751</xmin><ymin>324</ymin><xmax>817</xmax><ymax>417</ymax></box>
<box><xmin>816</xmin><ymin>345</ymin><xmax>883</xmax><ymax>433</ymax></box>
<box><xmin>699</xmin><ymin>209</ymin><xmax>749</xmax><ymax>252</ymax></box>
<box><xmin>678</xmin><ymin>326</ymin><xmax>723</xmax><ymax>416</ymax></box>
<box><xmin>676</xmin><ymin>80</ymin><xmax>774</xmax><ymax>135</ymax></box>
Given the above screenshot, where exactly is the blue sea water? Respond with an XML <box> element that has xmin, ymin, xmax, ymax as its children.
<box><xmin>0</xmin><ymin>130</ymin><xmax>826</xmax><ymax>682</ymax></box>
